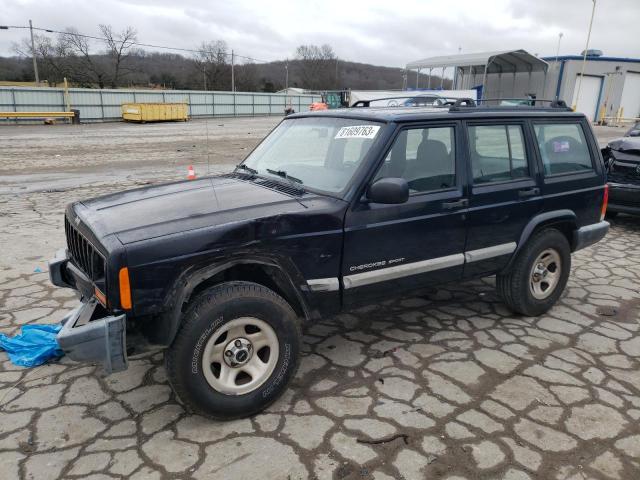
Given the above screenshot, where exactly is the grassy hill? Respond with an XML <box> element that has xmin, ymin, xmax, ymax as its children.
<box><xmin>0</xmin><ymin>52</ymin><xmax>450</xmax><ymax>92</ymax></box>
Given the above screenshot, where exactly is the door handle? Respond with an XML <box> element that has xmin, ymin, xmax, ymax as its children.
<box><xmin>518</xmin><ymin>187</ymin><xmax>540</xmax><ymax>198</ymax></box>
<box><xmin>442</xmin><ymin>198</ymin><xmax>469</xmax><ymax>210</ymax></box>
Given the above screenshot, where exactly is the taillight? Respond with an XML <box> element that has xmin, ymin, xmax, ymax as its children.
<box><xmin>119</xmin><ymin>267</ymin><xmax>132</xmax><ymax>310</ymax></box>
<box><xmin>600</xmin><ymin>184</ymin><xmax>609</xmax><ymax>221</ymax></box>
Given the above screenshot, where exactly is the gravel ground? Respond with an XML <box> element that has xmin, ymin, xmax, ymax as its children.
<box><xmin>0</xmin><ymin>119</ymin><xmax>639</xmax><ymax>480</ymax></box>
<box><xmin>0</xmin><ymin>117</ymin><xmax>280</xmax><ymax>195</ymax></box>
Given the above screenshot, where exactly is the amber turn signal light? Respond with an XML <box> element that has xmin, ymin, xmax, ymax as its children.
<box><xmin>119</xmin><ymin>267</ymin><xmax>132</xmax><ymax>310</ymax></box>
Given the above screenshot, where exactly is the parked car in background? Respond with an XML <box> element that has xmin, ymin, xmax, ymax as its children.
<box><xmin>602</xmin><ymin>122</ymin><xmax>640</xmax><ymax>217</ymax></box>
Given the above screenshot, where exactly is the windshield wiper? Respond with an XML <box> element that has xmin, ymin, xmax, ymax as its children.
<box><xmin>266</xmin><ymin>168</ymin><xmax>303</xmax><ymax>185</ymax></box>
<box><xmin>236</xmin><ymin>164</ymin><xmax>258</xmax><ymax>174</ymax></box>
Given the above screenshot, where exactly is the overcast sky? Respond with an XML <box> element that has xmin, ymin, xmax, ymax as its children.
<box><xmin>1</xmin><ymin>0</ymin><xmax>639</xmax><ymax>67</ymax></box>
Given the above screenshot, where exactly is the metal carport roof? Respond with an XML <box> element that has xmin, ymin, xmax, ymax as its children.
<box><xmin>406</xmin><ymin>49</ymin><xmax>549</xmax><ymax>73</ymax></box>
<box><xmin>405</xmin><ymin>49</ymin><xmax>549</xmax><ymax>100</ymax></box>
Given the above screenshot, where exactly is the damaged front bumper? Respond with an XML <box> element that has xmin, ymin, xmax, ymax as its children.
<box><xmin>57</xmin><ymin>300</ymin><xmax>128</xmax><ymax>374</ymax></box>
<box><xmin>49</xmin><ymin>248</ymin><xmax>128</xmax><ymax>374</ymax></box>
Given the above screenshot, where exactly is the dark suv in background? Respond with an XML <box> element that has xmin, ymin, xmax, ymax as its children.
<box><xmin>49</xmin><ymin>101</ymin><xmax>609</xmax><ymax>420</ymax></box>
<box><xmin>603</xmin><ymin>121</ymin><xmax>640</xmax><ymax>217</ymax></box>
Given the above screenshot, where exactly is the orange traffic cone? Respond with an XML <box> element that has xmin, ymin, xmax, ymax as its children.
<box><xmin>187</xmin><ymin>165</ymin><xmax>196</xmax><ymax>180</ymax></box>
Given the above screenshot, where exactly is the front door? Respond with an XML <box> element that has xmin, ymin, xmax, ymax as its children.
<box><xmin>342</xmin><ymin>122</ymin><xmax>468</xmax><ymax>306</ymax></box>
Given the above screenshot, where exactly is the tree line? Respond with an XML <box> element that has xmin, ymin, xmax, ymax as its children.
<box><xmin>2</xmin><ymin>25</ymin><xmax>450</xmax><ymax>92</ymax></box>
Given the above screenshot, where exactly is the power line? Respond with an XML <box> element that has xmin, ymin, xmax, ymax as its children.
<box><xmin>0</xmin><ymin>24</ymin><xmax>273</xmax><ymax>64</ymax></box>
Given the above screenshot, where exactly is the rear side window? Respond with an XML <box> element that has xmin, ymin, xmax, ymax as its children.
<box><xmin>533</xmin><ymin>123</ymin><xmax>593</xmax><ymax>175</ymax></box>
<box><xmin>469</xmin><ymin>125</ymin><xmax>529</xmax><ymax>184</ymax></box>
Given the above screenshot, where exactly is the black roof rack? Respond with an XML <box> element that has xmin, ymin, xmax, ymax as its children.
<box><xmin>449</xmin><ymin>98</ymin><xmax>572</xmax><ymax>112</ymax></box>
<box><xmin>351</xmin><ymin>94</ymin><xmax>445</xmax><ymax>108</ymax></box>
<box><xmin>348</xmin><ymin>95</ymin><xmax>572</xmax><ymax>113</ymax></box>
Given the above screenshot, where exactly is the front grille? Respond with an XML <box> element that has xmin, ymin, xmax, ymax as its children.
<box><xmin>64</xmin><ymin>216</ymin><xmax>105</xmax><ymax>281</ymax></box>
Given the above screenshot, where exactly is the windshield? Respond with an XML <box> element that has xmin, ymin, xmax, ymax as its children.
<box><xmin>241</xmin><ymin>117</ymin><xmax>384</xmax><ymax>194</ymax></box>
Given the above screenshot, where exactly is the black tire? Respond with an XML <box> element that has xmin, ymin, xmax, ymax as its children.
<box><xmin>496</xmin><ymin>229</ymin><xmax>571</xmax><ymax>316</ymax></box>
<box><xmin>165</xmin><ymin>281</ymin><xmax>301</xmax><ymax>420</ymax></box>
<box><xmin>605</xmin><ymin>211</ymin><xmax>618</xmax><ymax>219</ymax></box>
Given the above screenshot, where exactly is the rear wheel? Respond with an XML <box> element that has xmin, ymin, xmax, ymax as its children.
<box><xmin>496</xmin><ymin>229</ymin><xmax>571</xmax><ymax>316</ymax></box>
<box><xmin>165</xmin><ymin>281</ymin><xmax>301</xmax><ymax>420</ymax></box>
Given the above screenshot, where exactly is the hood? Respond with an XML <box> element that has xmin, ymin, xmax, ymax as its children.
<box><xmin>608</xmin><ymin>136</ymin><xmax>640</xmax><ymax>153</ymax></box>
<box><xmin>73</xmin><ymin>175</ymin><xmax>311</xmax><ymax>244</ymax></box>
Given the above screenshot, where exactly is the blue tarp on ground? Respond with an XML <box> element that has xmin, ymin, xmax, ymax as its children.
<box><xmin>0</xmin><ymin>324</ymin><xmax>63</xmax><ymax>367</ymax></box>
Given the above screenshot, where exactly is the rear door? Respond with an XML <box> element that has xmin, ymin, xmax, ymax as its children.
<box><xmin>463</xmin><ymin>120</ymin><xmax>543</xmax><ymax>277</ymax></box>
<box><xmin>341</xmin><ymin>121</ymin><xmax>468</xmax><ymax>306</ymax></box>
<box><xmin>531</xmin><ymin>119</ymin><xmax>604</xmax><ymax>225</ymax></box>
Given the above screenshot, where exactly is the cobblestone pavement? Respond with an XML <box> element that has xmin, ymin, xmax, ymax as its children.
<box><xmin>0</xmin><ymin>125</ymin><xmax>639</xmax><ymax>479</ymax></box>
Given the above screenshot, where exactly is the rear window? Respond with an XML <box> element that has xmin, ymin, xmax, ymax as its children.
<box><xmin>533</xmin><ymin>123</ymin><xmax>593</xmax><ymax>175</ymax></box>
<box><xmin>469</xmin><ymin>125</ymin><xmax>529</xmax><ymax>184</ymax></box>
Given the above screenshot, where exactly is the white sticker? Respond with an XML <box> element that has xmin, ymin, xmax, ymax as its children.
<box><xmin>335</xmin><ymin>125</ymin><xmax>380</xmax><ymax>139</ymax></box>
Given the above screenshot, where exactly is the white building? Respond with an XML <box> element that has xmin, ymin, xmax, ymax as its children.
<box><xmin>406</xmin><ymin>50</ymin><xmax>640</xmax><ymax>122</ymax></box>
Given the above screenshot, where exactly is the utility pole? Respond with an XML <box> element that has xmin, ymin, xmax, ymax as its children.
<box><xmin>555</xmin><ymin>32</ymin><xmax>564</xmax><ymax>62</ymax></box>
<box><xmin>203</xmin><ymin>65</ymin><xmax>207</xmax><ymax>91</ymax></box>
<box><xmin>573</xmin><ymin>0</ymin><xmax>597</xmax><ymax>111</ymax></box>
<box><xmin>231</xmin><ymin>49</ymin><xmax>235</xmax><ymax>92</ymax></box>
<box><xmin>284</xmin><ymin>60</ymin><xmax>289</xmax><ymax>107</ymax></box>
<box><xmin>284</xmin><ymin>60</ymin><xmax>288</xmax><ymax>90</ymax></box>
<box><xmin>29</xmin><ymin>19</ymin><xmax>39</xmax><ymax>84</ymax></box>
<box><xmin>335</xmin><ymin>57</ymin><xmax>338</xmax><ymax>88</ymax></box>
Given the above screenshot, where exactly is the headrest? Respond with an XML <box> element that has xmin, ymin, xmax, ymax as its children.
<box><xmin>545</xmin><ymin>136</ymin><xmax>581</xmax><ymax>156</ymax></box>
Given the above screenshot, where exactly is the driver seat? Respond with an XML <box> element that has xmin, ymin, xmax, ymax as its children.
<box><xmin>409</xmin><ymin>133</ymin><xmax>452</xmax><ymax>184</ymax></box>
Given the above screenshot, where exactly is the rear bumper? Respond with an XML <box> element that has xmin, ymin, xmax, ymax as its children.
<box><xmin>56</xmin><ymin>299</ymin><xmax>128</xmax><ymax>374</ymax></box>
<box><xmin>573</xmin><ymin>221</ymin><xmax>610</xmax><ymax>251</ymax></box>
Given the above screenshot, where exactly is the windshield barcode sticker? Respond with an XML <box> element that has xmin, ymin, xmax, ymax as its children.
<box><xmin>335</xmin><ymin>125</ymin><xmax>380</xmax><ymax>139</ymax></box>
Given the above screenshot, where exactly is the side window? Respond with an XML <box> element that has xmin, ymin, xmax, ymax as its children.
<box><xmin>533</xmin><ymin>123</ymin><xmax>593</xmax><ymax>175</ymax></box>
<box><xmin>469</xmin><ymin>125</ymin><xmax>529</xmax><ymax>184</ymax></box>
<box><xmin>375</xmin><ymin>126</ymin><xmax>455</xmax><ymax>193</ymax></box>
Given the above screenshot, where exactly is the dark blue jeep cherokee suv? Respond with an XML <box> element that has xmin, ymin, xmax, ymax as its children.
<box><xmin>49</xmin><ymin>102</ymin><xmax>609</xmax><ymax>419</ymax></box>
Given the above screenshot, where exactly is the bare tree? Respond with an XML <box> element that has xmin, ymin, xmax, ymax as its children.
<box><xmin>60</xmin><ymin>28</ymin><xmax>108</xmax><ymax>88</ymax></box>
<box><xmin>234</xmin><ymin>62</ymin><xmax>259</xmax><ymax>92</ymax></box>
<box><xmin>12</xmin><ymin>34</ymin><xmax>74</xmax><ymax>85</ymax></box>
<box><xmin>100</xmin><ymin>25</ymin><xmax>138</xmax><ymax>88</ymax></box>
<box><xmin>295</xmin><ymin>44</ymin><xmax>336</xmax><ymax>90</ymax></box>
<box><xmin>195</xmin><ymin>41</ymin><xmax>230</xmax><ymax>90</ymax></box>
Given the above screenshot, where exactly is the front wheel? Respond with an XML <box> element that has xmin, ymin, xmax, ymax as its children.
<box><xmin>496</xmin><ymin>229</ymin><xmax>571</xmax><ymax>316</ymax></box>
<box><xmin>165</xmin><ymin>281</ymin><xmax>301</xmax><ymax>420</ymax></box>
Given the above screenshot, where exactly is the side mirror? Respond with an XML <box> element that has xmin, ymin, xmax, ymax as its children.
<box><xmin>628</xmin><ymin>130</ymin><xmax>640</xmax><ymax>137</ymax></box>
<box><xmin>367</xmin><ymin>177</ymin><xmax>409</xmax><ymax>204</ymax></box>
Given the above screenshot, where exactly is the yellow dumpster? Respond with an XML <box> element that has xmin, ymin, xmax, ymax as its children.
<box><xmin>121</xmin><ymin>103</ymin><xmax>189</xmax><ymax>123</ymax></box>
